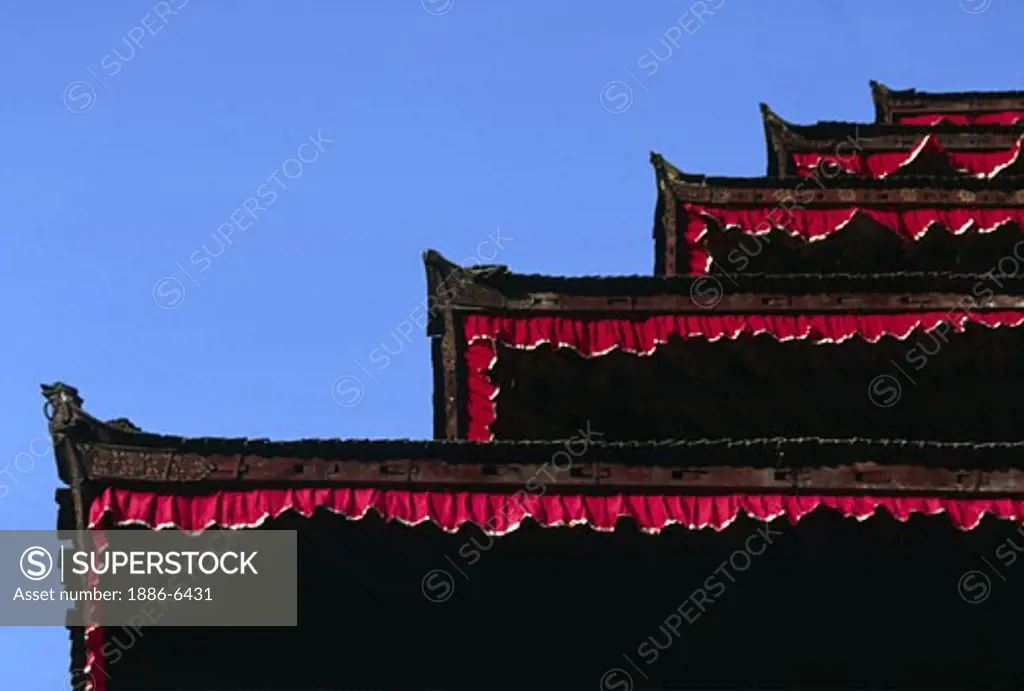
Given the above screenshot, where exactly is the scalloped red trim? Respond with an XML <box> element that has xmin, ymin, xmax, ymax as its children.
<box><xmin>793</xmin><ymin>134</ymin><xmax>1024</xmax><ymax>180</ymax></box>
<box><xmin>683</xmin><ymin>206</ymin><xmax>1024</xmax><ymax>274</ymax></box>
<box><xmin>88</xmin><ymin>486</ymin><xmax>1024</xmax><ymax>534</ymax></box>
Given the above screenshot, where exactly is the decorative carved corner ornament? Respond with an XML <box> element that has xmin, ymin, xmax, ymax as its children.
<box><xmin>81</xmin><ymin>444</ymin><xmax>216</xmax><ymax>482</ymax></box>
<box><xmin>41</xmin><ymin>382</ymin><xmax>84</xmax><ymax>439</ymax></box>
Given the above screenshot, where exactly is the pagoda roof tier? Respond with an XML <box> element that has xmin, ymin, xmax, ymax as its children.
<box><xmin>760</xmin><ymin>104</ymin><xmax>1024</xmax><ymax>178</ymax></box>
<box><xmin>50</xmin><ymin>392</ymin><xmax>1024</xmax><ymax>480</ymax></box>
<box><xmin>48</xmin><ymin>383</ymin><xmax>1024</xmax><ymax>691</ymax></box>
<box><xmin>871</xmin><ymin>81</ymin><xmax>1024</xmax><ymax>125</ymax></box>
<box><xmin>423</xmin><ymin>253</ymin><xmax>1024</xmax><ymax>444</ymax></box>
<box><xmin>424</xmin><ymin>249</ymin><xmax>1024</xmax><ymax>307</ymax></box>
<box><xmin>651</xmin><ymin>154</ymin><xmax>1024</xmax><ymax>275</ymax></box>
<box><xmin>41</xmin><ymin>383</ymin><xmax>1024</xmax><ymax>538</ymax></box>
<box><xmin>45</xmin><ymin>380</ymin><xmax>1024</xmax><ymax>470</ymax></box>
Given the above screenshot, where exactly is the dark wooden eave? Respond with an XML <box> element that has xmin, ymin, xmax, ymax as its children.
<box><xmin>760</xmin><ymin>103</ymin><xmax>1024</xmax><ymax>177</ymax></box>
<box><xmin>425</xmin><ymin>249</ymin><xmax>1024</xmax><ymax>325</ymax></box>
<box><xmin>872</xmin><ymin>80</ymin><xmax>1024</xmax><ymax>124</ymax></box>
<box><xmin>762</xmin><ymin>104</ymin><xmax>1024</xmax><ymax>145</ymax></box>
<box><xmin>37</xmin><ymin>384</ymin><xmax>1024</xmax><ymax>494</ymax></box>
<box><xmin>658</xmin><ymin>161</ymin><xmax>1024</xmax><ymax>204</ymax></box>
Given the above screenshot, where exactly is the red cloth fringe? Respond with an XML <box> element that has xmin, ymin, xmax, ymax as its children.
<box><xmin>89</xmin><ymin>486</ymin><xmax>1024</xmax><ymax>534</ymax></box>
<box><xmin>682</xmin><ymin>205</ymin><xmax>1024</xmax><ymax>274</ymax></box>
<box><xmin>792</xmin><ymin>134</ymin><xmax>1024</xmax><ymax>179</ymax></box>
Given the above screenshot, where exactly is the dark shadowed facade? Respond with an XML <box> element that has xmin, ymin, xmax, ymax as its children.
<box><xmin>50</xmin><ymin>82</ymin><xmax>1024</xmax><ymax>690</ymax></box>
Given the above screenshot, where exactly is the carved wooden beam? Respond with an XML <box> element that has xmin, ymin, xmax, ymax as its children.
<box><xmin>889</xmin><ymin>98</ymin><xmax>1024</xmax><ymax>115</ymax></box>
<box><xmin>80</xmin><ymin>443</ymin><xmax>218</xmax><ymax>482</ymax></box>
<box><xmin>669</xmin><ymin>180</ymin><xmax>1024</xmax><ymax>206</ymax></box>
<box><xmin>75</xmin><ymin>444</ymin><xmax>1024</xmax><ymax>495</ymax></box>
<box><xmin>453</xmin><ymin>290</ymin><xmax>1024</xmax><ymax>314</ymax></box>
<box><xmin>426</xmin><ymin>249</ymin><xmax>1024</xmax><ymax>315</ymax></box>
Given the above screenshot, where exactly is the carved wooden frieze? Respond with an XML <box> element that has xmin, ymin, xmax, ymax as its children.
<box><xmin>166</xmin><ymin>453</ymin><xmax>219</xmax><ymax>482</ymax></box>
<box><xmin>889</xmin><ymin>98</ymin><xmax>1024</xmax><ymax>115</ymax></box>
<box><xmin>671</xmin><ymin>180</ymin><xmax>1024</xmax><ymax>206</ymax></box>
<box><xmin>80</xmin><ymin>444</ymin><xmax>215</xmax><ymax>482</ymax></box>
<box><xmin>71</xmin><ymin>446</ymin><xmax>1024</xmax><ymax>494</ymax></box>
<box><xmin>457</xmin><ymin>290</ymin><xmax>1024</xmax><ymax>313</ymax></box>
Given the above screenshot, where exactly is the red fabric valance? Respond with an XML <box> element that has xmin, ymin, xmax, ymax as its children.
<box><xmin>682</xmin><ymin>205</ymin><xmax>1024</xmax><ymax>274</ymax></box>
<box><xmin>898</xmin><ymin>112</ymin><xmax>1024</xmax><ymax>126</ymax></box>
<box><xmin>462</xmin><ymin>312</ymin><xmax>1024</xmax><ymax>440</ymax></box>
<box><xmin>89</xmin><ymin>486</ymin><xmax>1024</xmax><ymax>534</ymax></box>
<box><xmin>792</xmin><ymin>134</ymin><xmax>1024</xmax><ymax>179</ymax></box>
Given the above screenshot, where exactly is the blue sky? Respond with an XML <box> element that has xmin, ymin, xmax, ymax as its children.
<box><xmin>1</xmin><ymin>1</ymin><xmax>1021</xmax><ymax>687</ymax></box>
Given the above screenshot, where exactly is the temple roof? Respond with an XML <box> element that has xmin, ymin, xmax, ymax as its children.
<box><xmin>424</xmin><ymin>248</ymin><xmax>1024</xmax><ymax>320</ymax></box>
<box><xmin>871</xmin><ymin>81</ymin><xmax>1024</xmax><ymax>124</ymax></box>
<box><xmin>420</xmin><ymin>252</ymin><xmax>1024</xmax><ymax>443</ymax></box>
<box><xmin>761</xmin><ymin>103</ymin><xmax>1024</xmax><ymax>140</ymax></box>
<box><xmin>41</xmin><ymin>383</ymin><xmax>1024</xmax><ymax>494</ymax></box>
<box><xmin>651</xmin><ymin>153</ymin><xmax>1024</xmax><ymax>274</ymax></box>
<box><xmin>760</xmin><ymin>103</ymin><xmax>1024</xmax><ymax>178</ymax></box>
<box><xmin>422</xmin><ymin>249</ymin><xmax>1024</xmax><ymax>346</ymax></box>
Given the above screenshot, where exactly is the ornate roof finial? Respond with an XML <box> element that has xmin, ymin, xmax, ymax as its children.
<box><xmin>41</xmin><ymin>382</ymin><xmax>84</xmax><ymax>433</ymax></box>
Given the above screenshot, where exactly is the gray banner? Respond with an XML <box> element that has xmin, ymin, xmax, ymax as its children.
<box><xmin>2</xmin><ymin>530</ymin><xmax>296</xmax><ymax>626</ymax></box>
